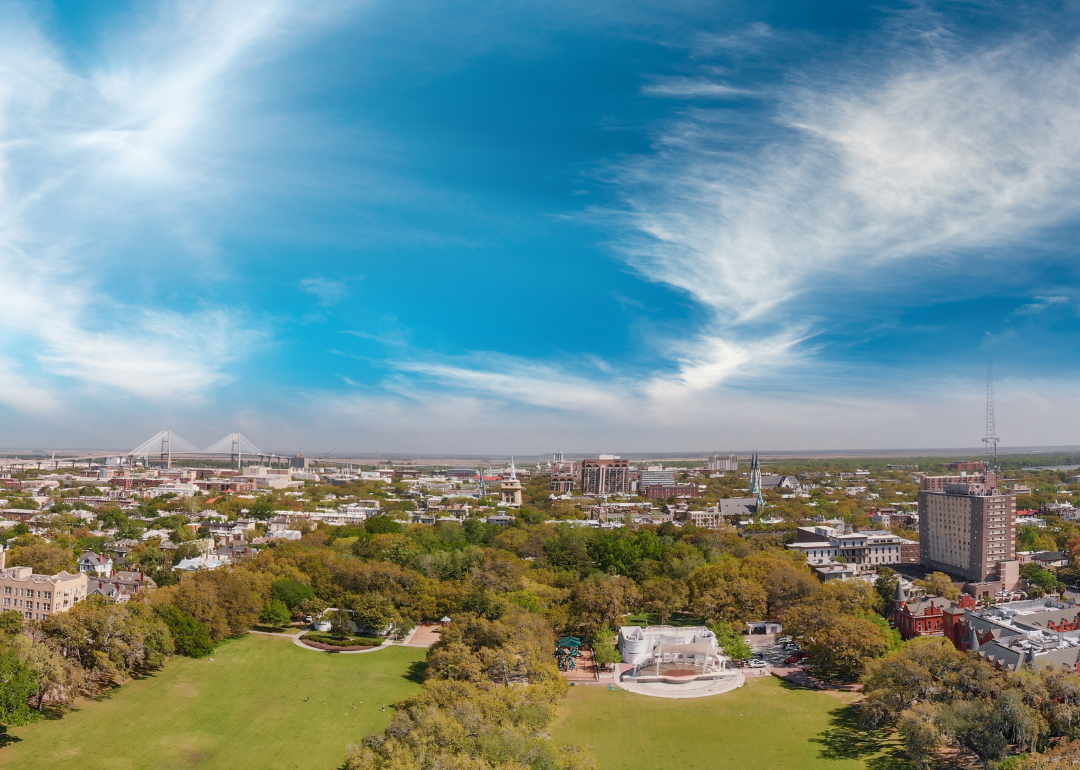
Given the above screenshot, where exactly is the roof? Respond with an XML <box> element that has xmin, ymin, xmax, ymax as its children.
<box><xmin>78</xmin><ymin>551</ymin><xmax>110</xmax><ymax>565</ymax></box>
<box><xmin>719</xmin><ymin>497</ymin><xmax>759</xmax><ymax>515</ymax></box>
<box><xmin>1032</xmin><ymin>551</ymin><xmax>1067</xmax><ymax>561</ymax></box>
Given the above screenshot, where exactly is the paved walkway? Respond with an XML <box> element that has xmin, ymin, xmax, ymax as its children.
<box><xmin>616</xmin><ymin>671</ymin><xmax>746</xmax><ymax>699</ymax></box>
<box><xmin>249</xmin><ymin>625</ymin><xmax>438</xmax><ymax>654</ymax></box>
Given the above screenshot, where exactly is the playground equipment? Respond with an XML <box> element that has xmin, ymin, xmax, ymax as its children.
<box><xmin>554</xmin><ymin>636</ymin><xmax>582</xmax><ymax>671</ymax></box>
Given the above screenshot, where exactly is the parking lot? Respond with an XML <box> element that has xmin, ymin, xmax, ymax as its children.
<box><xmin>747</xmin><ymin>635</ymin><xmax>806</xmax><ymax>668</ymax></box>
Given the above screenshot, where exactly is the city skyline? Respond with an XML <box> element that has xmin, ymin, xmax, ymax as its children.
<box><xmin>3</xmin><ymin>1</ymin><xmax>1080</xmax><ymax>452</ymax></box>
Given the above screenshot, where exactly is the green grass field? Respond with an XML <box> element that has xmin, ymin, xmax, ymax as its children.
<box><xmin>549</xmin><ymin>676</ymin><xmax>898</xmax><ymax>770</ymax></box>
<box><xmin>0</xmin><ymin>634</ymin><xmax>426</xmax><ymax>770</ymax></box>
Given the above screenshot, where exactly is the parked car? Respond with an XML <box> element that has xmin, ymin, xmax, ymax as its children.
<box><xmin>784</xmin><ymin>643</ymin><xmax>801</xmax><ymax>651</ymax></box>
<box><xmin>303</xmin><ymin>615</ymin><xmax>313</xmax><ymax>624</ymax></box>
<box><xmin>783</xmin><ymin>655</ymin><xmax>802</xmax><ymax>665</ymax></box>
<box><xmin>747</xmin><ymin>659</ymin><xmax>768</xmax><ymax>668</ymax></box>
<box><xmin>777</xmin><ymin>636</ymin><xmax>793</xmax><ymax>645</ymax></box>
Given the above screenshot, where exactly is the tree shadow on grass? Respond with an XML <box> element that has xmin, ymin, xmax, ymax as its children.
<box><xmin>811</xmin><ymin>704</ymin><xmax>916</xmax><ymax>770</ymax></box>
<box><xmin>405</xmin><ymin>661</ymin><xmax>427</xmax><ymax>684</ymax></box>
<box><xmin>0</xmin><ymin>726</ymin><xmax>21</xmax><ymax>748</ymax></box>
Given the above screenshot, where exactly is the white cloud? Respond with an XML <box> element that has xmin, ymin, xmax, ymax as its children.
<box><xmin>0</xmin><ymin>356</ymin><xmax>59</xmax><ymax>415</ymax></box>
<box><xmin>330</xmin><ymin>30</ymin><xmax>1080</xmax><ymax>438</ymax></box>
<box><xmin>300</xmin><ymin>277</ymin><xmax>356</xmax><ymax>306</ymax></box>
<box><xmin>641</xmin><ymin>78</ymin><xmax>753</xmax><ymax>98</ymax></box>
<box><xmin>0</xmin><ymin>1</ymin><xmax>338</xmax><ymax>407</ymax></box>
<box><xmin>618</xmin><ymin>38</ymin><xmax>1080</xmax><ymax>331</ymax></box>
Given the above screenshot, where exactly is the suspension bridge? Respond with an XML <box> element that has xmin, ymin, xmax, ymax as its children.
<box><xmin>126</xmin><ymin>430</ymin><xmax>278</xmax><ymax>469</ymax></box>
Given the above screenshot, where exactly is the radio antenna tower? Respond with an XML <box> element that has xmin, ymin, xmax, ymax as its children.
<box><xmin>982</xmin><ymin>360</ymin><xmax>1000</xmax><ymax>471</ymax></box>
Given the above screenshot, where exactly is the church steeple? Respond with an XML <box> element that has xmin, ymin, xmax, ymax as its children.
<box><xmin>750</xmin><ymin>451</ymin><xmax>764</xmax><ymax>509</ymax></box>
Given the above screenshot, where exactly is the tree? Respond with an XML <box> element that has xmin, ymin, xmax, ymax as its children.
<box><xmin>874</xmin><ymin>567</ymin><xmax>899</xmax><ymax>615</ymax></box>
<box><xmin>271</xmin><ymin>579</ymin><xmax>316</xmax><ymax>610</ymax></box>
<box><xmin>914</xmin><ymin>572</ymin><xmax>960</xmax><ymax>601</ymax></box>
<box><xmin>643</xmin><ymin>578</ymin><xmax>688</xmax><ymax>625</ymax></box>
<box><xmin>0</xmin><ymin>610</ymin><xmax>23</xmax><ymax>636</ymax></box>
<box><xmin>569</xmin><ymin>575</ymin><xmax>640</xmax><ymax>636</ymax></box>
<box><xmin>691</xmin><ymin>578</ymin><xmax>768</xmax><ymax>625</ymax></box>
<box><xmin>349</xmin><ymin>593</ymin><xmax>399</xmax><ymax>634</ymax></box>
<box><xmin>6</xmin><ymin>543</ymin><xmax>75</xmax><ymax>575</ymax></box>
<box><xmin>8</xmin><ymin>635</ymin><xmax>71</xmax><ymax>711</ymax></box>
<box><xmin>710</xmin><ymin>620</ymin><xmax>752</xmax><ymax>662</ymax></box>
<box><xmin>0</xmin><ymin>649</ymin><xmax>38</xmax><ymax>726</ymax></box>
<box><xmin>802</xmin><ymin>614</ymin><xmax>889</xmax><ymax>680</ymax></box>
<box><xmin>591</xmin><ymin>627</ymin><xmax>621</xmax><ymax>669</ymax></box>
<box><xmin>259</xmin><ymin>599</ymin><xmax>292</xmax><ymax>628</ymax></box>
<box><xmin>329</xmin><ymin>608</ymin><xmax>354</xmax><ymax>639</ymax></box>
<box><xmin>365</xmin><ymin>516</ymin><xmax>403</xmax><ymax>535</ymax></box>
<box><xmin>97</xmin><ymin>507</ymin><xmax>129</xmax><ymax>529</ymax></box>
<box><xmin>1021</xmin><ymin>564</ymin><xmax>1059</xmax><ymax>594</ymax></box>
<box><xmin>896</xmin><ymin>702</ymin><xmax>942</xmax><ymax>770</ymax></box>
<box><xmin>462</xmin><ymin>589</ymin><xmax>506</xmax><ymax>621</ymax></box>
<box><xmin>248</xmin><ymin>499</ymin><xmax>275</xmax><ymax>520</ymax></box>
<box><xmin>156</xmin><ymin>605</ymin><xmax>214</xmax><ymax>657</ymax></box>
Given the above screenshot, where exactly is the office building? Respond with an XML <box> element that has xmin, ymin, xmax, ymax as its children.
<box><xmin>638</xmin><ymin>467</ymin><xmax>675</xmax><ymax>488</ymax></box>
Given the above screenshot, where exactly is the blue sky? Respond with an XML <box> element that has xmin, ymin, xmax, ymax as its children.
<box><xmin>2</xmin><ymin>0</ymin><xmax>1080</xmax><ymax>454</ymax></box>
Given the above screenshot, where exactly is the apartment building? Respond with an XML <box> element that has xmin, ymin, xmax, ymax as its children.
<box><xmin>707</xmin><ymin>452</ymin><xmax>739</xmax><ymax>472</ymax></box>
<box><xmin>786</xmin><ymin>527</ymin><xmax>918</xmax><ymax>571</ymax></box>
<box><xmin>0</xmin><ymin>545</ymin><xmax>87</xmax><ymax>621</ymax></box>
<box><xmin>919</xmin><ymin>474</ymin><xmax>1018</xmax><ymax>586</ymax></box>
<box><xmin>581</xmin><ymin>455</ymin><xmax>630</xmax><ymax>496</ymax></box>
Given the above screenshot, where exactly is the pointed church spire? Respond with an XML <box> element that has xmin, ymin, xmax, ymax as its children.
<box><xmin>750</xmin><ymin>451</ymin><xmax>764</xmax><ymax>509</ymax></box>
<box><xmin>509</xmin><ymin>455</ymin><xmax>518</xmax><ymax>481</ymax></box>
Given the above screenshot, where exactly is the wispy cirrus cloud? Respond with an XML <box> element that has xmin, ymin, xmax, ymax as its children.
<box><xmin>0</xmin><ymin>1</ymin><xmax>346</xmax><ymax>411</ymax></box>
<box><xmin>641</xmin><ymin>77</ymin><xmax>753</xmax><ymax>99</ymax></box>
<box><xmin>619</xmin><ymin>37</ymin><xmax>1080</xmax><ymax>330</ymax></box>
<box><xmin>335</xmin><ymin>24</ymin><xmax>1080</xmax><ymax>426</ymax></box>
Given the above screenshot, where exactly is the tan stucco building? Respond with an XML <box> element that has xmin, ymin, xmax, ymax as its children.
<box><xmin>0</xmin><ymin>545</ymin><xmax>87</xmax><ymax>621</ymax></box>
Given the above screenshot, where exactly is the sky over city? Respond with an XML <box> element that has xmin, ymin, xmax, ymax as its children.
<box><xmin>2</xmin><ymin>0</ymin><xmax>1080</xmax><ymax>454</ymax></box>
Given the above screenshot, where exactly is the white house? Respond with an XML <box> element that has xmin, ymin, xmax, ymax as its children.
<box><xmin>77</xmin><ymin>551</ymin><xmax>113</xmax><ymax>576</ymax></box>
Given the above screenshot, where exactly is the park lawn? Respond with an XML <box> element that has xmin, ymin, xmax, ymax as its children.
<box><xmin>548</xmin><ymin>676</ymin><xmax>894</xmax><ymax>770</ymax></box>
<box><xmin>0</xmin><ymin>634</ymin><xmax>426</xmax><ymax>770</ymax></box>
<box><xmin>622</xmin><ymin>611</ymin><xmax>706</xmax><ymax>627</ymax></box>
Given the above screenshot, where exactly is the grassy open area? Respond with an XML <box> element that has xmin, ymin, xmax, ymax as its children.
<box><xmin>0</xmin><ymin>634</ymin><xmax>426</xmax><ymax>770</ymax></box>
<box><xmin>622</xmin><ymin>611</ymin><xmax>706</xmax><ymax>628</ymax></box>
<box><xmin>549</xmin><ymin>676</ymin><xmax>897</xmax><ymax>770</ymax></box>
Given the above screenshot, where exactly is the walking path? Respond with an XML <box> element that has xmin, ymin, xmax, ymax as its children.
<box><xmin>249</xmin><ymin>622</ymin><xmax>442</xmax><ymax>654</ymax></box>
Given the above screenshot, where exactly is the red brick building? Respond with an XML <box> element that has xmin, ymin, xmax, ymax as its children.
<box><xmin>892</xmin><ymin>583</ymin><xmax>977</xmax><ymax>640</ymax></box>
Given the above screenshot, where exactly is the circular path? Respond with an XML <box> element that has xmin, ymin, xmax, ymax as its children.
<box><xmin>616</xmin><ymin>671</ymin><xmax>746</xmax><ymax>699</ymax></box>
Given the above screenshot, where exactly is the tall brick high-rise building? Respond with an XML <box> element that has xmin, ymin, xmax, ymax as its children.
<box><xmin>918</xmin><ymin>473</ymin><xmax>1018</xmax><ymax>587</ymax></box>
<box><xmin>581</xmin><ymin>455</ymin><xmax>630</xmax><ymax>495</ymax></box>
